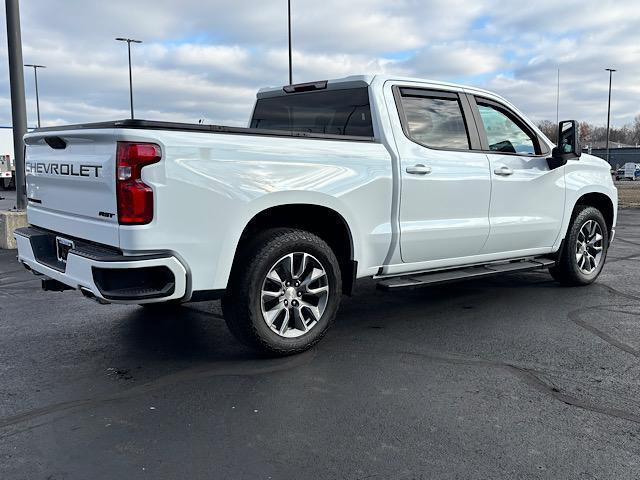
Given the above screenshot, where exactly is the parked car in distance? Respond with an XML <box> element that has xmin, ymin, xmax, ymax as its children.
<box><xmin>0</xmin><ymin>154</ymin><xmax>15</xmax><ymax>190</ymax></box>
<box><xmin>620</xmin><ymin>162</ymin><xmax>640</xmax><ymax>181</ymax></box>
<box><xmin>15</xmin><ymin>75</ymin><xmax>618</xmax><ymax>355</ymax></box>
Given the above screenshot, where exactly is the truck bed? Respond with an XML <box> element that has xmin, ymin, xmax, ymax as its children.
<box><xmin>32</xmin><ymin>119</ymin><xmax>376</xmax><ymax>143</ymax></box>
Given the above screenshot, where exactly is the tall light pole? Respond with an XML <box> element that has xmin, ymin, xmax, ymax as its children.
<box><xmin>288</xmin><ymin>0</ymin><xmax>293</xmax><ymax>85</ymax></box>
<box><xmin>605</xmin><ymin>68</ymin><xmax>616</xmax><ymax>165</ymax></box>
<box><xmin>5</xmin><ymin>0</ymin><xmax>27</xmax><ymax>210</ymax></box>
<box><xmin>24</xmin><ymin>64</ymin><xmax>46</xmax><ymax>128</ymax></box>
<box><xmin>115</xmin><ymin>37</ymin><xmax>142</xmax><ymax>119</ymax></box>
<box><xmin>556</xmin><ymin>68</ymin><xmax>560</xmax><ymax>125</ymax></box>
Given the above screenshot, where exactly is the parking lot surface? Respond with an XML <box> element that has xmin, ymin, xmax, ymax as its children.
<box><xmin>1</xmin><ymin>210</ymin><xmax>639</xmax><ymax>479</ymax></box>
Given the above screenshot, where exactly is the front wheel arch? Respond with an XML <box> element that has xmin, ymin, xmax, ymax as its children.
<box><xmin>572</xmin><ymin>192</ymin><xmax>614</xmax><ymax>240</ymax></box>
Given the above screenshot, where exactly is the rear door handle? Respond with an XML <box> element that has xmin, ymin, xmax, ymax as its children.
<box><xmin>406</xmin><ymin>164</ymin><xmax>432</xmax><ymax>175</ymax></box>
<box><xmin>494</xmin><ymin>166</ymin><xmax>514</xmax><ymax>176</ymax></box>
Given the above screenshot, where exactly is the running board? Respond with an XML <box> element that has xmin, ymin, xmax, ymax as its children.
<box><xmin>376</xmin><ymin>258</ymin><xmax>555</xmax><ymax>291</ymax></box>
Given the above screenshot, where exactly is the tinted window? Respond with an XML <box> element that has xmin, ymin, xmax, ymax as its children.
<box><xmin>477</xmin><ymin>103</ymin><xmax>536</xmax><ymax>154</ymax></box>
<box><xmin>401</xmin><ymin>95</ymin><xmax>470</xmax><ymax>150</ymax></box>
<box><xmin>250</xmin><ymin>88</ymin><xmax>373</xmax><ymax>137</ymax></box>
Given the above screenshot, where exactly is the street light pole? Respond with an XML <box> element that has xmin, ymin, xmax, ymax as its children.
<box><xmin>5</xmin><ymin>0</ymin><xmax>28</xmax><ymax>210</ymax></box>
<box><xmin>556</xmin><ymin>68</ymin><xmax>560</xmax><ymax>125</ymax></box>
<box><xmin>115</xmin><ymin>37</ymin><xmax>142</xmax><ymax>119</ymax></box>
<box><xmin>605</xmin><ymin>68</ymin><xmax>616</xmax><ymax>166</ymax></box>
<box><xmin>288</xmin><ymin>0</ymin><xmax>293</xmax><ymax>85</ymax></box>
<box><xmin>24</xmin><ymin>64</ymin><xmax>46</xmax><ymax>128</ymax></box>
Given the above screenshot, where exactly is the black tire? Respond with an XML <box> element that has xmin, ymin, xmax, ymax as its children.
<box><xmin>550</xmin><ymin>205</ymin><xmax>609</xmax><ymax>286</ymax></box>
<box><xmin>222</xmin><ymin>228</ymin><xmax>342</xmax><ymax>355</ymax></box>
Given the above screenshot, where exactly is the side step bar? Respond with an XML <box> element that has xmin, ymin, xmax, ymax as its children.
<box><xmin>377</xmin><ymin>258</ymin><xmax>555</xmax><ymax>291</ymax></box>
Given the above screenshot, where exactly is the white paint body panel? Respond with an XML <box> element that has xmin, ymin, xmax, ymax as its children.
<box><xmin>19</xmin><ymin>74</ymin><xmax>618</xmax><ymax>302</ymax></box>
<box><xmin>14</xmin><ymin>233</ymin><xmax>188</xmax><ymax>304</ymax></box>
<box><xmin>482</xmin><ymin>153</ymin><xmax>565</xmax><ymax>253</ymax></box>
<box><xmin>381</xmin><ymin>80</ymin><xmax>491</xmax><ymax>263</ymax></box>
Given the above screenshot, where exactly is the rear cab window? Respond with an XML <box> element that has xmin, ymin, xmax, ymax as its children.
<box><xmin>250</xmin><ymin>88</ymin><xmax>374</xmax><ymax>137</ymax></box>
<box><xmin>395</xmin><ymin>88</ymin><xmax>476</xmax><ymax>151</ymax></box>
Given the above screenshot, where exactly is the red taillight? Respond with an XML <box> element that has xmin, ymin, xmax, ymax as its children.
<box><xmin>116</xmin><ymin>142</ymin><xmax>161</xmax><ymax>225</ymax></box>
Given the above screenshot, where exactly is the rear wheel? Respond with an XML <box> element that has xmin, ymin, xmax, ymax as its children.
<box><xmin>550</xmin><ymin>206</ymin><xmax>609</xmax><ymax>286</ymax></box>
<box><xmin>223</xmin><ymin>228</ymin><xmax>342</xmax><ymax>355</ymax></box>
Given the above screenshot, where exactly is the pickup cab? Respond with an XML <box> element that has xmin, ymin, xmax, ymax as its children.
<box><xmin>15</xmin><ymin>75</ymin><xmax>618</xmax><ymax>355</ymax></box>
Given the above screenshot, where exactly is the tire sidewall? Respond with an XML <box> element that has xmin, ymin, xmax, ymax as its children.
<box><xmin>565</xmin><ymin>207</ymin><xmax>609</xmax><ymax>284</ymax></box>
<box><xmin>244</xmin><ymin>231</ymin><xmax>342</xmax><ymax>352</ymax></box>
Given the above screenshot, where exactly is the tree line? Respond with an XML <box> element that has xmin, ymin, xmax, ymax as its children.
<box><xmin>537</xmin><ymin>115</ymin><xmax>640</xmax><ymax>147</ymax></box>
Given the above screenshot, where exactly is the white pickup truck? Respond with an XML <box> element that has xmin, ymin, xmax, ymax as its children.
<box><xmin>15</xmin><ymin>75</ymin><xmax>618</xmax><ymax>355</ymax></box>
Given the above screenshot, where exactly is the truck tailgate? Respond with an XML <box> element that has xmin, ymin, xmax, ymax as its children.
<box><xmin>24</xmin><ymin>131</ymin><xmax>120</xmax><ymax>246</ymax></box>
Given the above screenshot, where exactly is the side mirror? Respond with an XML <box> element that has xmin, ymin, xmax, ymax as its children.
<box><xmin>548</xmin><ymin>120</ymin><xmax>581</xmax><ymax>169</ymax></box>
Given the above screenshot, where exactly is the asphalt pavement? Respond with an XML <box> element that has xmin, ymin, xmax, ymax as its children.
<box><xmin>1</xmin><ymin>210</ymin><xmax>640</xmax><ymax>479</ymax></box>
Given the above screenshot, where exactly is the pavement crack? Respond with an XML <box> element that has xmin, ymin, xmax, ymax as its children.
<box><xmin>505</xmin><ymin>365</ymin><xmax>640</xmax><ymax>425</ymax></box>
<box><xmin>596</xmin><ymin>282</ymin><xmax>640</xmax><ymax>302</ymax></box>
<box><xmin>606</xmin><ymin>253</ymin><xmax>640</xmax><ymax>264</ymax></box>
<box><xmin>615</xmin><ymin>237</ymin><xmax>640</xmax><ymax>247</ymax></box>
<box><xmin>568</xmin><ymin>305</ymin><xmax>640</xmax><ymax>359</ymax></box>
<box><xmin>387</xmin><ymin>349</ymin><xmax>640</xmax><ymax>426</ymax></box>
<box><xmin>0</xmin><ymin>348</ymin><xmax>316</xmax><ymax>432</ymax></box>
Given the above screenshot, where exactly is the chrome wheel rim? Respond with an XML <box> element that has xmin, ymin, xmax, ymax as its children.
<box><xmin>260</xmin><ymin>252</ymin><xmax>329</xmax><ymax>338</ymax></box>
<box><xmin>576</xmin><ymin>220</ymin><xmax>604</xmax><ymax>275</ymax></box>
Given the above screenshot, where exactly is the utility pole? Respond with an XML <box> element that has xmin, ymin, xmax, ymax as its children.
<box><xmin>115</xmin><ymin>37</ymin><xmax>142</xmax><ymax>119</ymax></box>
<box><xmin>24</xmin><ymin>64</ymin><xmax>46</xmax><ymax>128</ymax></box>
<box><xmin>5</xmin><ymin>0</ymin><xmax>27</xmax><ymax>210</ymax></box>
<box><xmin>605</xmin><ymin>68</ymin><xmax>616</xmax><ymax>166</ymax></box>
<box><xmin>556</xmin><ymin>68</ymin><xmax>560</xmax><ymax>125</ymax></box>
<box><xmin>288</xmin><ymin>0</ymin><xmax>293</xmax><ymax>85</ymax></box>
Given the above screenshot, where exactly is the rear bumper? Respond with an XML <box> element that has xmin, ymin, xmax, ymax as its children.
<box><xmin>15</xmin><ymin>227</ymin><xmax>187</xmax><ymax>304</ymax></box>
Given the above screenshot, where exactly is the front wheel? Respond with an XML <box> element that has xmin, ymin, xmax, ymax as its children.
<box><xmin>550</xmin><ymin>205</ymin><xmax>609</xmax><ymax>286</ymax></box>
<box><xmin>223</xmin><ymin>228</ymin><xmax>342</xmax><ymax>355</ymax></box>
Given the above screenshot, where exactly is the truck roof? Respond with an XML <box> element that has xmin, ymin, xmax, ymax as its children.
<box><xmin>256</xmin><ymin>74</ymin><xmax>502</xmax><ymax>101</ymax></box>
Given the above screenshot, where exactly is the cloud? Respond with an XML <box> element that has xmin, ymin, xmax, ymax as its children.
<box><xmin>0</xmin><ymin>0</ymin><xmax>638</xmax><ymax>129</ymax></box>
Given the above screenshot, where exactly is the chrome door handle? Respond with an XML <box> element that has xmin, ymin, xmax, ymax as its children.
<box><xmin>406</xmin><ymin>164</ymin><xmax>432</xmax><ymax>175</ymax></box>
<box><xmin>494</xmin><ymin>166</ymin><xmax>514</xmax><ymax>176</ymax></box>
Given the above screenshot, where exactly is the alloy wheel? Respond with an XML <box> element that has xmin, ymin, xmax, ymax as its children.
<box><xmin>260</xmin><ymin>252</ymin><xmax>329</xmax><ymax>338</ymax></box>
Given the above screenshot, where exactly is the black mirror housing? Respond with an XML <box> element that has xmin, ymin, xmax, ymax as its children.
<box><xmin>548</xmin><ymin>120</ymin><xmax>581</xmax><ymax>169</ymax></box>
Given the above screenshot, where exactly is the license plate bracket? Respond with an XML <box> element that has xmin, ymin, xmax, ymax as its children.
<box><xmin>56</xmin><ymin>237</ymin><xmax>75</xmax><ymax>263</ymax></box>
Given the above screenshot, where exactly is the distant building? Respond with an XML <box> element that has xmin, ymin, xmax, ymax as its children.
<box><xmin>586</xmin><ymin>146</ymin><xmax>640</xmax><ymax>168</ymax></box>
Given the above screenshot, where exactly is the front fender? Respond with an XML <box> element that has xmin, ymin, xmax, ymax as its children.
<box><xmin>555</xmin><ymin>156</ymin><xmax>618</xmax><ymax>248</ymax></box>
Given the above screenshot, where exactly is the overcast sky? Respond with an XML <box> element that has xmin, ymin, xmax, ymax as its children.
<box><xmin>1</xmin><ymin>0</ymin><xmax>638</xmax><ymax>129</ymax></box>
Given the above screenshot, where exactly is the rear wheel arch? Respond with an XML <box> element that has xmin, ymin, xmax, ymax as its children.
<box><xmin>231</xmin><ymin>204</ymin><xmax>357</xmax><ymax>295</ymax></box>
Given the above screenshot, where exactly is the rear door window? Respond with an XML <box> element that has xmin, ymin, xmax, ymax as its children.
<box><xmin>398</xmin><ymin>92</ymin><xmax>470</xmax><ymax>150</ymax></box>
<box><xmin>250</xmin><ymin>88</ymin><xmax>374</xmax><ymax>137</ymax></box>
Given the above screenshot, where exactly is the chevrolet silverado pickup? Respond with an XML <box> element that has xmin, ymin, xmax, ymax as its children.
<box><xmin>15</xmin><ymin>75</ymin><xmax>618</xmax><ymax>355</ymax></box>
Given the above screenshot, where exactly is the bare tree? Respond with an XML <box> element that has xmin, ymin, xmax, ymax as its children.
<box><xmin>579</xmin><ymin>121</ymin><xmax>592</xmax><ymax>146</ymax></box>
<box><xmin>537</xmin><ymin>120</ymin><xmax>557</xmax><ymax>143</ymax></box>
<box><xmin>633</xmin><ymin>114</ymin><xmax>640</xmax><ymax>146</ymax></box>
<box><xmin>537</xmin><ymin>117</ymin><xmax>640</xmax><ymax>147</ymax></box>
